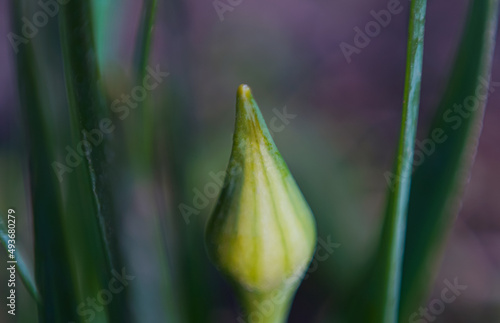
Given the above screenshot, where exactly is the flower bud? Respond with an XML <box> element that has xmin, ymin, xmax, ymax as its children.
<box><xmin>205</xmin><ymin>84</ymin><xmax>317</xmax><ymax>322</ymax></box>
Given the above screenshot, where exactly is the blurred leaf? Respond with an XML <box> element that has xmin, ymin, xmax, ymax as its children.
<box><xmin>12</xmin><ymin>1</ymin><xmax>79</xmax><ymax>320</ymax></box>
<box><xmin>60</xmin><ymin>0</ymin><xmax>114</xmax><ymax>271</ymax></box>
<box><xmin>399</xmin><ymin>0</ymin><xmax>500</xmax><ymax>320</ymax></box>
<box><xmin>128</xmin><ymin>1</ymin><xmax>181</xmax><ymax>321</ymax></box>
<box><xmin>131</xmin><ymin>0</ymin><xmax>158</xmax><ymax>169</ymax></box>
<box><xmin>157</xmin><ymin>1</ymin><xmax>215</xmax><ymax>322</ymax></box>
<box><xmin>0</xmin><ymin>214</ymin><xmax>39</xmax><ymax>304</ymax></box>
<box><xmin>133</xmin><ymin>0</ymin><xmax>158</xmax><ymax>83</ymax></box>
<box><xmin>346</xmin><ymin>1</ymin><xmax>428</xmax><ymax>322</ymax></box>
<box><xmin>60</xmin><ymin>2</ymin><xmax>129</xmax><ymax>322</ymax></box>
<box><xmin>91</xmin><ymin>0</ymin><xmax>114</xmax><ymax>67</ymax></box>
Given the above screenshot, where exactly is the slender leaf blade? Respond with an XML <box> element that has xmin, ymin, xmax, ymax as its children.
<box><xmin>375</xmin><ymin>1</ymin><xmax>427</xmax><ymax>321</ymax></box>
<box><xmin>399</xmin><ymin>0</ymin><xmax>500</xmax><ymax>320</ymax></box>
<box><xmin>346</xmin><ymin>1</ymin><xmax>428</xmax><ymax>322</ymax></box>
<box><xmin>12</xmin><ymin>1</ymin><xmax>79</xmax><ymax>319</ymax></box>
<box><xmin>0</xmin><ymin>214</ymin><xmax>39</xmax><ymax>304</ymax></box>
<box><xmin>60</xmin><ymin>2</ymin><xmax>130</xmax><ymax>322</ymax></box>
<box><xmin>133</xmin><ymin>0</ymin><xmax>158</xmax><ymax>83</ymax></box>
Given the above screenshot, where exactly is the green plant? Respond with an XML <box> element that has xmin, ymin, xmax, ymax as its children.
<box><xmin>2</xmin><ymin>0</ymin><xmax>498</xmax><ymax>322</ymax></box>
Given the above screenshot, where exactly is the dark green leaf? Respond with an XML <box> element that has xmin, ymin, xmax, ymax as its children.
<box><xmin>346</xmin><ymin>1</ymin><xmax>428</xmax><ymax>322</ymax></box>
<box><xmin>12</xmin><ymin>1</ymin><xmax>79</xmax><ymax>320</ymax></box>
<box><xmin>60</xmin><ymin>2</ymin><xmax>129</xmax><ymax>322</ymax></box>
<box><xmin>399</xmin><ymin>0</ymin><xmax>500</xmax><ymax>320</ymax></box>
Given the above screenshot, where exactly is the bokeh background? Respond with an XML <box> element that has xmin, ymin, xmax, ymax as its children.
<box><xmin>0</xmin><ymin>0</ymin><xmax>499</xmax><ymax>322</ymax></box>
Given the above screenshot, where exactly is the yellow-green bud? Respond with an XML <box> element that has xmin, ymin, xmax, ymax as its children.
<box><xmin>205</xmin><ymin>84</ymin><xmax>317</xmax><ymax>323</ymax></box>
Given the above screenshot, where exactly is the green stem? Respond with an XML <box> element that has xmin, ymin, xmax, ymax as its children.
<box><xmin>346</xmin><ymin>1</ymin><xmax>428</xmax><ymax>322</ymax></box>
<box><xmin>239</xmin><ymin>285</ymin><xmax>296</xmax><ymax>323</ymax></box>
<box><xmin>377</xmin><ymin>1</ymin><xmax>427</xmax><ymax>322</ymax></box>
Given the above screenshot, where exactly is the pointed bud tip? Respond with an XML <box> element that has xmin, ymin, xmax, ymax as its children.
<box><xmin>237</xmin><ymin>84</ymin><xmax>252</xmax><ymax>99</ymax></box>
<box><xmin>235</xmin><ymin>84</ymin><xmax>260</xmax><ymax>129</ymax></box>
